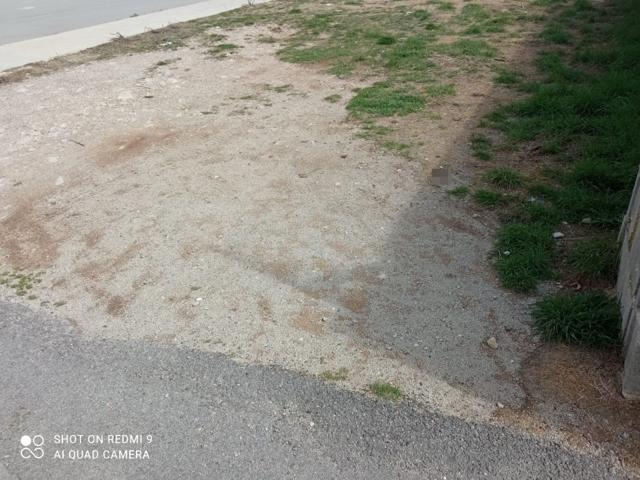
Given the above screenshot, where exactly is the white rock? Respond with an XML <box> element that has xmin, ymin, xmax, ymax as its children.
<box><xmin>55</xmin><ymin>176</ymin><xmax>64</xmax><ymax>186</ymax></box>
<box><xmin>486</xmin><ymin>337</ymin><xmax>498</xmax><ymax>349</ymax></box>
<box><xmin>552</xmin><ymin>231</ymin><xmax>565</xmax><ymax>239</ymax></box>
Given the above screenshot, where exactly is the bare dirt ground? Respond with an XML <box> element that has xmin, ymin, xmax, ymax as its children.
<box><xmin>1</xmin><ymin>0</ymin><xmax>639</xmax><ymax>474</ymax></box>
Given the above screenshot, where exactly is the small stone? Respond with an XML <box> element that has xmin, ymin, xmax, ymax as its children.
<box><xmin>486</xmin><ymin>336</ymin><xmax>498</xmax><ymax>349</ymax></box>
<box><xmin>581</xmin><ymin>217</ymin><xmax>592</xmax><ymax>224</ymax></box>
<box><xmin>552</xmin><ymin>231</ymin><xmax>565</xmax><ymax>239</ymax></box>
<box><xmin>503</xmin><ymin>250</ymin><xmax>510</xmax><ymax>256</ymax></box>
<box><xmin>55</xmin><ymin>176</ymin><xmax>64</xmax><ymax>186</ymax></box>
<box><xmin>497</xmin><ymin>402</ymin><xmax>505</xmax><ymax>409</ymax></box>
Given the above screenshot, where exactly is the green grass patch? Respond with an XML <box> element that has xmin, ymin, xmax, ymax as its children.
<box><xmin>470</xmin><ymin>134</ymin><xmax>493</xmax><ymax>160</ymax></box>
<box><xmin>473</xmin><ymin>189</ymin><xmax>506</xmax><ymax>207</ymax></box>
<box><xmin>533</xmin><ymin>292</ymin><xmax>620</xmax><ymax>347</ymax></box>
<box><xmin>432</xmin><ymin>0</ymin><xmax>456</xmax><ymax>12</ymax></box>
<box><xmin>369</xmin><ymin>382</ymin><xmax>403</xmax><ymax>401</ymax></box>
<box><xmin>437</xmin><ymin>39</ymin><xmax>497</xmax><ymax>58</ymax></box>
<box><xmin>493</xmin><ymin>67</ymin><xmax>520</xmax><ymax>85</ymax></box>
<box><xmin>347</xmin><ymin>83</ymin><xmax>425</xmax><ymax>117</ymax></box>
<box><xmin>485</xmin><ymin>167</ymin><xmax>524</xmax><ymax>189</ymax></box>
<box><xmin>448</xmin><ymin>185</ymin><xmax>470</xmax><ymax>197</ymax></box>
<box><xmin>494</xmin><ymin>223</ymin><xmax>555</xmax><ymax>292</ymax></box>
<box><xmin>321</xmin><ymin>368</ymin><xmax>349</xmax><ymax>381</ymax></box>
<box><xmin>480</xmin><ymin>0</ymin><xmax>640</xmax><ymax>299</ymax></box>
<box><xmin>568</xmin><ymin>235</ymin><xmax>619</xmax><ymax>281</ymax></box>
<box><xmin>541</xmin><ymin>24</ymin><xmax>572</xmax><ymax>44</ymax></box>
<box><xmin>0</xmin><ymin>271</ymin><xmax>43</xmax><ymax>297</ymax></box>
<box><xmin>383</xmin><ymin>140</ymin><xmax>410</xmax><ymax>154</ymax></box>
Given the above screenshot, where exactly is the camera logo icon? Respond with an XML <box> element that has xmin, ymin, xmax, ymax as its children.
<box><xmin>20</xmin><ymin>435</ymin><xmax>44</xmax><ymax>459</ymax></box>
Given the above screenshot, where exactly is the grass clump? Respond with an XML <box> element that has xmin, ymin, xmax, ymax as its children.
<box><xmin>473</xmin><ymin>189</ymin><xmax>505</xmax><ymax>207</ymax></box>
<box><xmin>347</xmin><ymin>83</ymin><xmax>425</xmax><ymax>117</ymax></box>
<box><xmin>324</xmin><ymin>94</ymin><xmax>342</xmax><ymax>103</ymax></box>
<box><xmin>369</xmin><ymin>382</ymin><xmax>402</xmax><ymax>401</ymax></box>
<box><xmin>532</xmin><ymin>292</ymin><xmax>620</xmax><ymax>347</ymax></box>
<box><xmin>568</xmin><ymin>235</ymin><xmax>619</xmax><ymax>281</ymax></box>
<box><xmin>494</xmin><ymin>223</ymin><xmax>554</xmax><ymax>292</ymax></box>
<box><xmin>485</xmin><ymin>168</ymin><xmax>524</xmax><ymax>189</ymax></box>
<box><xmin>437</xmin><ymin>39</ymin><xmax>497</xmax><ymax>58</ymax></box>
<box><xmin>321</xmin><ymin>368</ymin><xmax>349</xmax><ymax>381</ymax></box>
<box><xmin>493</xmin><ymin>67</ymin><xmax>520</xmax><ymax>85</ymax></box>
<box><xmin>470</xmin><ymin>134</ymin><xmax>493</xmax><ymax>160</ymax></box>
<box><xmin>383</xmin><ymin>141</ymin><xmax>410</xmax><ymax>155</ymax></box>
<box><xmin>208</xmin><ymin>43</ymin><xmax>241</xmax><ymax>57</ymax></box>
<box><xmin>448</xmin><ymin>185</ymin><xmax>470</xmax><ymax>197</ymax></box>
<box><xmin>541</xmin><ymin>24</ymin><xmax>572</xmax><ymax>44</ymax></box>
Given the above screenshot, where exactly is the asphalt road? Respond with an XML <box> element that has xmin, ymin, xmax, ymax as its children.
<box><xmin>0</xmin><ymin>301</ymin><xmax>633</xmax><ymax>479</ymax></box>
<box><xmin>0</xmin><ymin>0</ymin><xmax>206</xmax><ymax>45</ymax></box>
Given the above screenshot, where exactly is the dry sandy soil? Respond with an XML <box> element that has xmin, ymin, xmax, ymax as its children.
<box><xmin>1</xmin><ymin>2</ymin><xmax>639</xmax><ymax>473</ymax></box>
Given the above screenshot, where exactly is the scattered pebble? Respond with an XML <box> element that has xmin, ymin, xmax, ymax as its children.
<box><xmin>55</xmin><ymin>176</ymin><xmax>64</xmax><ymax>186</ymax></box>
<box><xmin>486</xmin><ymin>337</ymin><xmax>498</xmax><ymax>349</ymax></box>
<box><xmin>552</xmin><ymin>231</ymin><xmax>564</xmax><ymax>239</ymax></box>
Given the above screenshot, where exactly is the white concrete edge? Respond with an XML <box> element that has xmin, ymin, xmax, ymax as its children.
<box><xmin>0</xmin><ymin>0</ymin><xmax>268</xmax><ymax>72</ymax></box>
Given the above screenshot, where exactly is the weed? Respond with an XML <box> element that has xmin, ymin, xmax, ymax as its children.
<box><xmin>324</xmin><ymin>94</ymin><xmax>342</xmax><ymax>103</ymax></box>
<box><xmin>485</xmin><ymin>167</ymin><xmax>524</xmax><ymax>189</ymax></box>
<box><xmin>155</xmin><ymin>58</ymin><xmax>179</xmax><ymax>67</ymax></box>
<box><xmin>532</xmin><ymin>292</ymin><xmax>620</xmax><ymax>347</ymax></box>
<box><xmin>321</xmin><ymin>368</ymin><xmax>349</xmax><ymax>381</ymax></box>
<box><xmin>208</xmin><ymin>43</ymin><xmax>241</xmax><ymax>57</ymax></box>
<box><xmin>369</xmin><ymin>382</ymin><xmax>402</xmax><ymax>401</ymax></box>
<box><xmin>448</xmin><ymin>185</ymin><xmax>470</xmax><ymax>197</ymax></box>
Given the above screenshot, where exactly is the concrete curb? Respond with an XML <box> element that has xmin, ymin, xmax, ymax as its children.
<box><xmin>0</xmin><ymin>0</ymin><xmax>267</xmax><ymax>72</ymax></box>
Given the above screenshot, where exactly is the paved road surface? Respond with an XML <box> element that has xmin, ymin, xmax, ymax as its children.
<box><xmin>0</xmin><ymin>0</ymin><xmax>207</xmax><ymax>44</ymax></box>
<box><xmin>0</xmin><ymin>301</ymin><xmax>632</xmax><ymax>479</ymax></box>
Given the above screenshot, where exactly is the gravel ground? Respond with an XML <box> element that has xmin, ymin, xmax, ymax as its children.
<box><xmin>0</xmin><ymin>301</ymin><xmax>633</xmax><ymax>480</ymax></box>
<box><xmin>0</xmin><ymin>25</ymin><xmax>535</xmax><ymax>422</ymax></box>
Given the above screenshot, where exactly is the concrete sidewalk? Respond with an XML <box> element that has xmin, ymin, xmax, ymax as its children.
<box><xmin>0</xmin><ymin>0</ymin><xmax>266</xmax><ymax>71</ymax></box>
